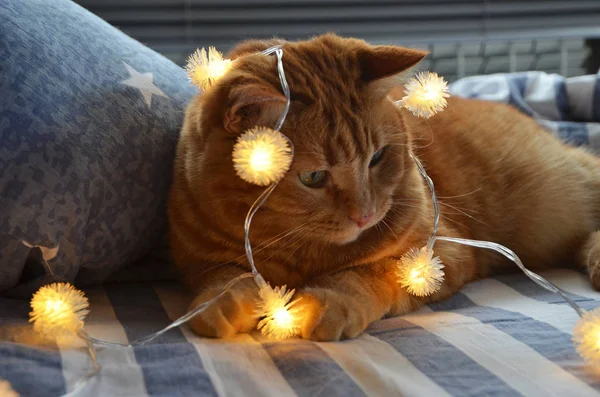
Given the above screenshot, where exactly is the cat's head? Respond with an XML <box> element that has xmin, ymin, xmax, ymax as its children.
<box><xmin>196</xmin><ymin>34</ymin><xmax>427</xmax><ymax>246</ymax></box>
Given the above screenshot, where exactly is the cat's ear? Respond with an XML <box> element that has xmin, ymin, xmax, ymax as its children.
<box><xmin>358</xmin><ymin>45</ymin><xmax>428</xmax><ymax>98</ymax></box>
<box><xmin>223</xmin><ymin>79</ymin><xmax>287</xmax><ymax>134</ymax></box>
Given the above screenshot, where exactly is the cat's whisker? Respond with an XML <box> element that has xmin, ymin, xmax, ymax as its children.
<box><xmin>439</xmin><ymin>214</ymin><xmax>473</xmax><ymax>233</ymax></box>
<box><xmin>437</xmin><ymin>187</ymin><xmax>482</xmax><ymax>200</ymax></box>
<box><xmin>266</xmin><ymin>222</ymin><xmax>309</xmax><ymax>241</ymax></box>
<box><xmin>392</xmin><ymin>194</ymin><xmax>481</xmax><ymax>214</ymax></box>
<box><xmin>391</xmin><ymin>197</ymin><xmax>423</xmax><ymax>203</ymax></box>
<box><xmin>392</xmin><ymin>209</ymin><xmax>471</xmax><ymax>234</ymax></box>
<box><xmin>389</xmin><ymin>202</ymin><xmax>425</xmax><ymax>210</ymax></box>
<box><xmin>386</xmin><ymin>144</ymin><xmax>412</xmax><ymax>151</ymax></box>
<box><xmin>290</xmin><ymin>224</ymin><xmax>317</xmax><ymax>246</ymax></box>
<box><xmin>293</xmin><ymin>150</ymin><xmax>326</xmax><ymax>155</ymax></box>
<box><xmin>189</xmin><ymin>262</ymin><xmax>236</xmax><ymax>285</ymax></box>
<box><xmin>194</xmin><ymin>223</ymin><xmax>311</xmax><ymax>280</ymax></box>
<box><xmin>380</xmin><ymin>218</ymin><xmax>399</xmax><ymax>241</ymax></box>
<box><xmin>439</xmin><ymin>201</ymin><xmax>481</xmax><ymax>215</ymax></box>
<box><xmin>253</xmin><ymin>222</ymin><xmax>310</xmax><ymax>252</ymax></box>
<box><xmin>281</xmin><ymin>228</ymin><xmax>314</xmax><ymax>264</ymax></box>
<box><xmin>387</xmin><ymin>202</ymin><xmax>477</xmax><ymax>234</ymax></box>
<box><xmin>374</xmin><ymin>222</ymin><xmax>383</xmax><ymax>237</ymax></box>
<box><xmin>190</xmin><ymin>194</ymin><xmax>249</xmax><ymax>205</ymax></box>
<box><xmin>390</xmin><ymin>205</ymin><xmax>421</xmax><ymax>215</ymax></box>
<box><xmin>261</xmin><ymin>225</ymin><xmax>315</xmax><ymax>264</ymax></box>
<box><xmin>423</xmin><ymin>120</ymin><xmax>435</xmax><ymax>144</ymax></box>
<box><xmin>390</xmin><ymin>200</ymin><xmax>483</xmax><ymax>223</ymax></box>
<box><xmin>438</xmin><ymin>201</ymin><xmax>488</xmax><ymax>225</ymax></box>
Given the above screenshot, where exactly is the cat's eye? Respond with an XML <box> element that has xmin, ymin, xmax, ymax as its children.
<box><xmin>369</xmin><ymin>147</ymin><xmax>386</xmax><ymax>168</ymax></box>
<box><xmin>299</xmin><ymin>170</ymin><xmax>328</xmax><ymax>188</ymax></box>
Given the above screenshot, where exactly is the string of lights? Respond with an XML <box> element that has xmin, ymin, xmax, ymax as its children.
<box><xmin>23</xmin><ymin>44</ymin><xmax>600</xmax><ymax>397</ymax></box>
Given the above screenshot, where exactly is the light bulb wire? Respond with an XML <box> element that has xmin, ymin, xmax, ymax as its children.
<box><xmin>243</xmin><ymin>46</ymin><xmax>293</xmax><ymax>289</ymax></box>
<box><xmin>58</xmin><ymin>273</ymin><xmax>254</xmax><ymax>396</ymax></box>
<box><xmin>410</xmin><ymin>149</ymin><xmax>585</xmax><ymax>317</ymax></box>
<box><xmin>409</xmin><ymin>152</ymin><xmax>439</xmax><ymax>251</ymax></box>
<box><xmin>79</xmin><ymin>46</ymin><xmax>293</xmax><ymax>348</ymax></box>
<box><xmin>434</xmin><ymin>236</ymin><xmax>585</xmax><ymax>317</ymax></box>
<box><xmin>51</xmin><ymin>330</ymin><xmax>102</xmax><ymax>397</ymax></box>
<box><xmin>51</xmin><ymin>45</ymin><xmax>293</xmax><ymax>397</ymax></box>
<box><xmin>35</xmin><ymin>49</ymin><xmax>590</xmax><ymax>395</ymax></box>
<box><xmin>81</xmin><ymin>272</ymin><xmax>255</xmax><ymax>348</ymax></box>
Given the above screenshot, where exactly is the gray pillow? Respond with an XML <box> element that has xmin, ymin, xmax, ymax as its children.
<box><xmin>0</xmin><ymin>0</ymin><xmax>197</xmax><ymax>295</ymax></box>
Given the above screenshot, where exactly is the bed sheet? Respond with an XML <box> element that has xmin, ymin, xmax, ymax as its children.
<box><xmin>2</xmin><ymin>269</ymin><xmax>600</xmax><ymax>397</ymax></box>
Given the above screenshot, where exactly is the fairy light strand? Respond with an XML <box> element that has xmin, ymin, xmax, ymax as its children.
<box><xmin>89</xmin><ymin>45</ymin><xmax>300</xmax><ymax>343</ymax></box>
<box><xmin>395</xmin><ymin>152</ymin><xmax>444</xmax><ymax>297</ymax></box>
<box><xmin>412</xmin><ymin>142</ymin><xmax>596</xmax><ymax>367</ymax></box>
<box><xmin>410</xmin><ymin>152</ymin><xmax>440</xmax><ymax>250</ymax></box>
<box><xmin>24</xmin><ymin>43</ymin><xmax>600</xmax><ymax>374</ymax></box>
<box><xmin>242</xmin><ymin>47</ymin><xmax>292</xmax><ymax>281</ymax></box>
<box><xmin>84</xmin><ymin>273</ymin><xmax>255</xmax><ymax>348</ymax></box>
<box><xmin>44</xmin><ymin>46</ymin><xmax>298</xmax><ymax>349</ymax></box>
<box><xmin>237</xmin><ymin>47</ymin><xmax>306</xmax><ymax>339</ymax></box>
<box><xmin>393</xmin><ymin>80</ymin><xmax>449</xmax><ymax>298</ymax></box>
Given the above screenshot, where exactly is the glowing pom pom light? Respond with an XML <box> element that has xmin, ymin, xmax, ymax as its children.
<box><xmin>233</xmin><ymin>127</ymin><xmax>293</xmax><ymax>186</ymax></box>
<box><xmin>397</xmin><ymin>247</ymin><xmax>445</xmax><ymax>297</ymax></box>
<box><xmin>399</xmin><ymin>71</ymin><xmax>450</xmax><ymax>119</ymax></box>
<box><xmin>0</xmin><ymin>379</ymin><xmax>19</xmax><ymax>397</ymax></box>
<box><xmin>185</xmin><ymin>47</ymin><xmax>232</xmax><ymax>91</ymax></box>
<box><xmin>256</xmin><ymin>284</ymin><xmax>303</xmax><ymax>339</ymax></box>
<box><xmin>30</xmin><ymin>282</ymin><xmax>89</xmax><ymax>339</ymax></box>
<box><xmin>573</xmin><ymin>307</ymin><xmax>600</xmax><ymax>368</ymax></box>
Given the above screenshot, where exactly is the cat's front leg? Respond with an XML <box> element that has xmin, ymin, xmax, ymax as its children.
<box><xmin>295</xmin><ymin>241</ymin><xmax>477</xmax><ymax>341</ymax></box>
<box><xmin>296</xmin><ymin>259</ymin><xmax>422</xmax><ymax>341</ymax></box>
<box><xmin>187</xmin><ymin>264</ymin><xmax>259</xmax><ymax>338</ymax></box>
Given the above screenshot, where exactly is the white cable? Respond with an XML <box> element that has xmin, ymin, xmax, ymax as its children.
<box><xmin>81</xmin><ymin>46</ymin><xmax>293</xmax><ymax>347</ymax></box>
<box><xmin>410</xmin><ymin>149</ymin><xmax>585</xmax><ymax>317</ymax></box>
<box><xmin>242</xmin><ymin>46</ymin><xmax>293</xmax><ymax>289</ymax></box>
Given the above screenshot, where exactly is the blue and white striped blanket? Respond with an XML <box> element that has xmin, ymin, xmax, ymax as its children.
<box><xmin>450</xmin><ymin>71</ymin><xmax>600</xmax><ymax>154</ymax></box>
<box><xmin>2</xmin><ymin>270</ymin><xmax>600</xmax><ymax>396</ymax></box>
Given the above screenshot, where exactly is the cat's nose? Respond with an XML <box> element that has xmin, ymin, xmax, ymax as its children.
<box><xmin>349</xmin><ymin>212</ymin><xmax>374</xmax><ymax>228</ymax></box>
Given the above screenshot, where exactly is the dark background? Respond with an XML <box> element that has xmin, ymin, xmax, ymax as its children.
<box><xmin>75</xmin><ymin>0</ymin><xmax>600</xmax><ymax>81</ymax></box>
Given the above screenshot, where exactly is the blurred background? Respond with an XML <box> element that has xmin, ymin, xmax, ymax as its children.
<box><xmin>75</xmin><ymin>0</ymin><xmax>600</xmax><ymax>82</ymax></box>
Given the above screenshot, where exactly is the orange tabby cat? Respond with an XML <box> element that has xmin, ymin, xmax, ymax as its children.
<box><xmin>168</xmin><ymin>34</ymin><xmax>600</xmax><ymax>341</ymax></box>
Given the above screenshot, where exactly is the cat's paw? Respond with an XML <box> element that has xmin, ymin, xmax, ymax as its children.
<box><xmin>189</xmin><ymin>285</ymin><xmax>259</xmax><ymax>338</ymax></box>
<box><xmin>296</xmin><ymin>288</ymin><xmax>369</xmax><ymax>341</ymax></box>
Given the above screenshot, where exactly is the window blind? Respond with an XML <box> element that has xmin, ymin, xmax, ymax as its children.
<box><xmin>75</xmin><ymin>0</ymin><xmax>600</xmax><ymax>77</ymax></box>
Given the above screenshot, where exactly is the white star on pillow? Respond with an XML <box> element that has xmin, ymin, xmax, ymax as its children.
<box><xmin>121</xmin><ymin>62</ymin><xmax>169</xmax><ymax>107</ymax></box>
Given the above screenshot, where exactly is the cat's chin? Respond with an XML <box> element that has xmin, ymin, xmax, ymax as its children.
<box><xmin>330</xmin><ymin>233</ymin><xmax>361</xmax><ymax>246</ymax></box>
<box><xmin>327</xmin><ymin>227</ymin><xmax>369</xmax><ymax>245</ymax></box>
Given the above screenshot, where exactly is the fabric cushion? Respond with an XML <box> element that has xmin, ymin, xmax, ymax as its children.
<box><xmin>0</xmin><ymin>0</ymin><xmax>196</xmax><ymax>295</ymax></box>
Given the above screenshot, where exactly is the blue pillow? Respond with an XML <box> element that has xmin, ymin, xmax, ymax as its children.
<box><xmin>0</xmin><ymin>0</ymin><xmax>197</xmax><ymax>295</ymax></box>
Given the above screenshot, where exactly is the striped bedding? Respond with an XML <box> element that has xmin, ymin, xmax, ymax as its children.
<box><xmin>449</xmin><ymin>71</ymin><xmax>600</xmax><ymax>154</ymax></box>
<box><xmin>2</xmin><ymin>269</ymin><xmax>600</xmax><ymax>397</ymax></box>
